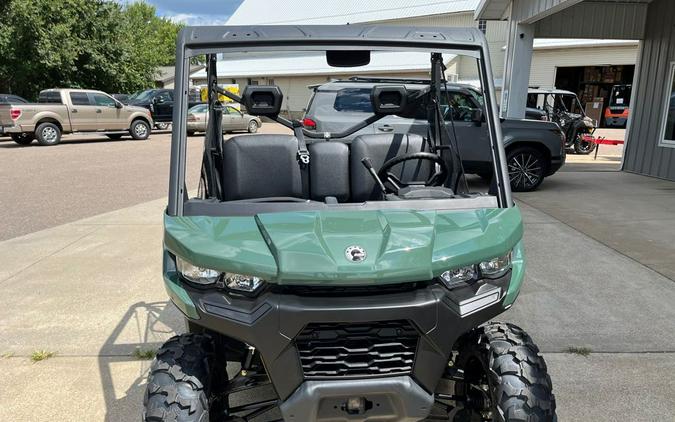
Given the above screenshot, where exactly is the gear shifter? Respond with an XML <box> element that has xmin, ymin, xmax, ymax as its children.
<box><xmin>360</xmin><ymin>157</ymin><xmax>388</xmax><ymax>198</ymax></box>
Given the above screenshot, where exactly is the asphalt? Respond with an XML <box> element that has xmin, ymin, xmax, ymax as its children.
<box><xmin>2</xmin><ymin>128</ymin><xmax>675</xmax><ymax>421</ymax></box>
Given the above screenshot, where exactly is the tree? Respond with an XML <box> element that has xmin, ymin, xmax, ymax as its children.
<box><xmin>0</xmin><ymin>0</ymin><xmax>183</xmax><ymax>99</ymax></box>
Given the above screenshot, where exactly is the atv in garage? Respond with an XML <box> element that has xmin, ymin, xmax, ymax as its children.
<box><xmin>144</xmin><ymin>25</ymin><xmax>556</xmax><ymax>422</ymax></box>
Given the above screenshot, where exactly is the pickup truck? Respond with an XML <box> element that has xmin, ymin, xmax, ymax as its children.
<box><xmin>0</xmin><ymin>89</ymin><xmax>154</xmax><ymax>146</ymax></box>
<box><xmin>303</xmin><ymin>78</ymin><xmax>566</xmax><ymax>191</ymax></box>
<box><xmin>127</xmin><ymin>88</ymin><xmax>203</xmax><ymax>125</ymax></box>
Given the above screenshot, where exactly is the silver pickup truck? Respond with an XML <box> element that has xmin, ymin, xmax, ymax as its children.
<box><xmin>0</xmin><ymin>88</ymin><xmax>153</xmax><ymax>146</ymax></box>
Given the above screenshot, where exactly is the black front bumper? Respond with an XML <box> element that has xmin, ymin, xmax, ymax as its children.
<box><xmin>177</xmin><ymin>273</ymin><xmax>511</xmax><ymax>421</ymax></box>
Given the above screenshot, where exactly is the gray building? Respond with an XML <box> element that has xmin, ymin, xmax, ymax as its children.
<box><xmin>478</xmin><ymin>0</ymin><xmax>675</xmax><ymax>181</ymax></box>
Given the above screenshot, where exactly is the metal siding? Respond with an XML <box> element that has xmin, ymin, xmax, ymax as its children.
<box><xmin>624</xmin><ymin>0</ymin><xmax>675</xmax><ymax>180</ymax></box>
<box><xmin>528</xmin><ymin>45</ymin><xmax>639</xmax><ymax>87</ymax></box>
<box><xmin>511</xmin><ymin>0</ymin><xmax>582</xmax><ymax>22</ymax></box>
<box><xmin>534</xmin><ymin>2</ymin><xmax>648</xmax><ymax>39</ymax></box>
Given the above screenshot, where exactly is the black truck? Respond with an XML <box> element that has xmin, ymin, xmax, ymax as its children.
<box><xmin>128</xmin><ymin>88</ymin><xmax>203</xmax><ymax>125</ymax></box>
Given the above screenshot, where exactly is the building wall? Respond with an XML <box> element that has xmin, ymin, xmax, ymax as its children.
<box><xmin>623</xmin><ymin>0</ymin><xmax>675</xmax><ymax>180</ymax></box>
<box><xmin>529</xmin><ymin>44</ymin><xmax>638</xmax><ymax>88</ymax></box>
<box><xmin>375</xmin><ymin>12</ymin><xmax>509</xmax><ymax>82</ymax></box>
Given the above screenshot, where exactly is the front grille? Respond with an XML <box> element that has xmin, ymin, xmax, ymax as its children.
<box><xmin>295</xmin><ymin>320</ymin><xmax>419</xmax><ymax>378</ymax></box>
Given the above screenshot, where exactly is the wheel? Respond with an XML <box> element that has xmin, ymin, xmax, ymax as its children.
<box><xmin>247</xmin><ymin>120</ymin><xmax>259</xmax><ymax>133</ymax></box>
<box><xmin>155</xmin><ymin>122</ymin><xmax>171</xmax><ymax>130</ymax></box>
<box><xmin>573</xmin><ymin>133</ymin><xmax>595</xmax><ymax>155</ymax></box>
<box><xmin>143</xmin><ymin>334</ymin><xmax>215</xmax><ymax>421</ymax></box>
<box><xmin>506</xmin><ymin>147</ymin><xmax>546</xmax><ymax>192</ymax></box>
<box><xmin>106</xmin><ymin>134</ymin><xmax>123</xmax><ymax>140</ymax></box>
<box><xmin>11</xmin><ymin>133</ymin><xmax>34</xmax><ymax>145</ymax></box>
<box><xmin>35</xmin><ymin>122</ymin><xmax>61</xmax><ymax>146</ymax></box>
<box><xmin>130</xmin><ymin>119</ymin><xmax>151</xmax><ymax>140</ymax></box>
<box><xmin>453</xmin><ymin>322</ymin><xmax>556</xmax><ymax>422</ymax></box>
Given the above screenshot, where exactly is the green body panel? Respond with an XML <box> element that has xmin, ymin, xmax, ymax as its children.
<box><xmin>505</xmin><ymin>240</ymin><xmax>525</xmax><ymax>306</ymax></box>
<box><xmin>164</xmin><ymin>207</ymin><xmax>524</xmax><ymax>287</ymax></box>
<box><xmin>163</xmin><ymin>272</ymin><xmax>200</xmax><ymax>319</ymax></box>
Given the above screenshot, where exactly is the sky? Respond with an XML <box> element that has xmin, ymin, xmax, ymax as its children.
<box><xmin>119</xmin><ymin>0</ymin><xmax>243</xmax><ymax>26</ymax></box>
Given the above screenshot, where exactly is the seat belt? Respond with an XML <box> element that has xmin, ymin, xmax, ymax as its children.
<box><xmin>293</xmin><ymin>120</ymin><xmax>311</xmax><ymax>199</ymax></box>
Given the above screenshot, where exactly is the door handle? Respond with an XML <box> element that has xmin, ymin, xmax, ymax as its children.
<box><xmin>378</xmin><ymin>125</ymin><xmax>394</xmax><ymax>132</ymax></box>
<box><xmin>71</xmin><ymin>109</ymin><xmax>78</xmax><ymax>113</ymax></box>
<box><xmin>96</xmin><ymin>109</ymin><xmax>102</xmax><ymax>114</ymax></box>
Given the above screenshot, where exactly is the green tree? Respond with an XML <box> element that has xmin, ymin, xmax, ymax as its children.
<box><xmin>0</xmin><ymin>0</ymin><xmax>183</xmax><ymax>100</ymax></box>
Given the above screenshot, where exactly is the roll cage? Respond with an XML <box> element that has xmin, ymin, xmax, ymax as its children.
<box><xmin>168</xmin><ymin>25</ymin><xmax>511</xmax><ymax>215</ymax></box>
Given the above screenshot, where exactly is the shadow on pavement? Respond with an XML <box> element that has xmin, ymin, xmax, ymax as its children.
<box><xmin>99</xmin><ymin>301</ymin><xmax>183</xmax><ymax>422</ymax></box>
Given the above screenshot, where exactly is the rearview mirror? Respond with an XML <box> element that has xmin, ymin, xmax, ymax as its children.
<box><xmin>326</xmin><ymin>50</ymin><xmax>370</xmax><ymax>67</ymax></box>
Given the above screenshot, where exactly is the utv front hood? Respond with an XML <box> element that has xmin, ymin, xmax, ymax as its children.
<box><xmin>164</xmin><ymin>207</ymin><xmax>523</xmax><ymax>285</ymax></box>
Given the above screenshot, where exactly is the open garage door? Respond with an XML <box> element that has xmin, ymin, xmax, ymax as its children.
<box><xmin>555</xmin><ymin>65</ymin><xmax>635</xmax><ymax>127</ymax></box>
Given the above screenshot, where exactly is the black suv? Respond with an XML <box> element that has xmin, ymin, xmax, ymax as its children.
<box><xmin>304</xmin><ymin>78</ymin><xmax>566</xmax><ymax>191</ymax></box>
<box><xmin>128</xmin><ymin>88</ymin><xmax>203</xmax><ymax>123</ymax></box>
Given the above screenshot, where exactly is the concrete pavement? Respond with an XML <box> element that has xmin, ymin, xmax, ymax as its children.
<box><xmin>1</xmin><ymin>170</ymin><xmax>674</xmax><ymax>421</ymax></box>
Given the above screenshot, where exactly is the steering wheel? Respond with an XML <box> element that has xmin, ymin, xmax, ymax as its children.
<box><xmin>377</xmin><ymin>152</ymin><xmax>448</xmax><ymax>192</ymax></box>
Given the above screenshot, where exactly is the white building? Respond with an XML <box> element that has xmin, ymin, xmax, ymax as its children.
<box><xmin>211</xmin><ymin>0</ymin><xmax>638</xmax><ymax>120</ymax></box>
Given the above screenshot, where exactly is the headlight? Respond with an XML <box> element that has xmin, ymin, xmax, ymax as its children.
<box><xmin>176</xmin><ymin>256</ymin><xmax>221</xmax><ymax>285</ymax></box>
<box><xmin>224</xmin><ymin>273</ymin><xmax>265</xmax><ymax>293</ymax></box>
<box><xmin>439</xmin><ymin>251</ymin><xmax>512</xmax><ymax>289</ymax></box>
<box><xmin>440</xmin><ymin>265</ymin><xmax>477</xmax><ymax>289</ymax></box>
<box><xmin>478</xmin><ymin>252</ymin><xmax>512</xmax><ymax>279</ymax></box>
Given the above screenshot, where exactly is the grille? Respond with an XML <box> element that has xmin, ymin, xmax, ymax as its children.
<box><xmin>295</xmin><ymin>320</ymin><xmax>419</xmax><ymax>378</ymax></box>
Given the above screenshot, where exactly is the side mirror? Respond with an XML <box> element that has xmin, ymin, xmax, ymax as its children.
<box><xmin>154</xmin><ymin>97</ymin><xmax>165</xmax><ymax>104</ymax></box>
<box><xmin>471</xmin><ymin>109</ymin><xmax>484</xmax><ymax>125</ymax></box>
<box><xmin>242</xmin><ymin>85</ymin><xmax>283</xmax><ymax>116</ymax></box>
<box><xmin>371</xmin><ymin>85</ymin><xmax>408</xmax><ymax>115</ymax></box>
<box><xmin>115</xmin><ymin>101</ymin><xmax>123</xmax><ymax>109</ymax></box>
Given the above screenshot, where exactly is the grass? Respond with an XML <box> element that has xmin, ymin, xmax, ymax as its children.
<box><xmin>566</xmin><ymin>346</ymin><xmax>592</xmax><ymax>357</ymax></box>
<box><xmin>133</xmin><ymin>348</ymin><xmax>156</xmax><ymax>360</ymax></box>
<box><xmin>1</xmin><ymin>352</ymin><xmax>14</xmax><ymax>359</ymax></box>
<box><xmin>30</xmin><ymin>350</ymin><xmax>56</xmax><ymax>362</ymax></box>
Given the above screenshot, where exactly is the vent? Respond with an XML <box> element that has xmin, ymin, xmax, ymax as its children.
<box><xmin>295</xmin><ymin>320</ymin><xmax>419</xmax><ymax>378</ymax></box>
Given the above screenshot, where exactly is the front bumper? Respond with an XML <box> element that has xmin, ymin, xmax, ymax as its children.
<box><xmin>163</xmin><ymin>253</ymin><xmax>514</xmax><ymax>421</ymax></box>
<box><xmin>605</xmin><ymin>117</ymin><xmax>627</xmax><ymax>127</ymax></box>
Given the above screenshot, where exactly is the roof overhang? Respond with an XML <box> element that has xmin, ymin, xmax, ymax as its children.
<box><xmin>475</xmin><ymin>0</ymin><xmax>510</xmax><ymax>20</ymax></box>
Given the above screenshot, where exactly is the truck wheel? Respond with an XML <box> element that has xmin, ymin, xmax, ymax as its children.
<box><xmin>155</xmin><ymin>122</ymin><xmax>171</xmax><ymax>130</ymax></box>
<box><xmin>247</xmin><ymin>120</ymin><xmax>259</xmax><ymax>133</ymax></box>
<box><xmin>11</xmin><ymin>133</ymin><xmax>34</xmax><ymax>145</ymax></box>
<box><xmin>143</xmin><ymin>334</ymin><xmax>215</xmax><ymax>421</ymax></box>
<box><xmin>453</xmin><ymin>322</ymin><xmax>556</xmax><ymax>422</ymax></box>
<box><xmin>35</xmin><ymin>122</ymin><xmax>61</xmax><ymax>146</ymax></box>
<box><xmin>573</xmin><ymin>134</ymin><xmax>595</xmax><ymax>155</ymax></box>
<box><xmin>130</xmin><ymin>119</ymin><xmax>151</xmax><ymax>140</ymax></box>
<box><xmin>507</xmin><ymin>147</ymin><xmax>545</xmax><ymax>192</ymax></box>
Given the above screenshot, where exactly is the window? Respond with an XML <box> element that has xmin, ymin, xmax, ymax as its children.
<box><xmin>478</xmin><ymin>20</ymin><xmax>487</xmax><ymax>34</ymax></box>
<box><xmin>660</xmin><ymin>62</ymin><xmax>675</xmax><ymax>147</ymax></box>
<box><xmin>247</xmin><ymin>78</ymin><xmax>259</xmax><ymax>86</ymax></box>
<box><xmin>333</xmin><ymin>88</ymin><xmax>373</xmax><ymax>113</ymax></box>
<box><xmin>441</xmin><ymin>92</ymin><xmax>481</xmax><ymax>122</ymax></box>
<box><xmin>70</xmin><ymin>92</ymin><xmax>91</xmax><ymax>106</ymax></box>
<box><xmin>91</xmin><ymin>93</ymin><xmax>116</xmax><ymax>107</ymax></box>
<box><xmin>227</xmin><ymin>106</ymin><xmax>241</xmax><ymax>115</ymax></box>
<box><xmin>155</xmin><ymin>91</ymin><xmax>173</xmax><ymax>103</ymax></box>
<box><xmin>38</xmin><ymin>91</ymin><xmax>63</xmax><ymax>104</ymax></box>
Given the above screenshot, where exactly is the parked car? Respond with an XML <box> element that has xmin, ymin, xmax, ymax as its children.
<box><xmin>526</xmin><ymin>88</ymin><xmax>596</xmax><ymax>154</ymax></box>
<box><xmin>0</xmin><ymin>94</ymin><xmax>28</xmax><ymax>104</ymax></box>
<box><xmin>304</xmin><ymin>78</ymin><xmax>566</xmax><ymax>191</ymax></box>
<box><xmin>604</xmin><ymin>84</ymin><xmax>631</xmax><ymax>127</ymax></box>
<box><xmin>0</xmin><ymin>88</ymin><xmax>153</xmax><ymax>145</ymax></box>
<box><xmin>186</xmin><ymin>103</ymin><xmax>261</xmax><ymax>135</ymax></box>
<box><xmin>111</xmin><ymin>93</ymin><xmax>132</xmax><ymax>104</ymax></box>
<box><xmin>128</xmin><ymin>88</ymin><xmax>203</xmax><ymax>127</ymax></box>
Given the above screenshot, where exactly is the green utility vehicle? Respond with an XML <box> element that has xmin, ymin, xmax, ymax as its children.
<box><xmin>144</xmin><ymin>25</ymin><xmax>556</xmax><ymax>422</ymax></box>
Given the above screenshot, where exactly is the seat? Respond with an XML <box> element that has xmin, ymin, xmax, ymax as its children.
<box><xmin>221</xmin><ymin>134</ymin><xmax>303</xmax><ymax>200</ymax></box>
<box><xmin>307</xmin><ymin>141</ymin><xmax>350</xmax><ymax>202</ymax></box>
<box><xmin>349</xmin><ymin>133</ymin><xmax>431</xmax><ymax>202</ymax></box>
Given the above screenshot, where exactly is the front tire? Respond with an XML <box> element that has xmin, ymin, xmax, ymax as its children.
<box><xmin>35</xmin><ymin>122</ymin><xmax>61</xmax><ymax>146</ymax></box>
<box><xmin>247</xmin><ymin>120</ymin><xmax>259</xmax><ymax>133</ymax></box>
<box><xmin>573</xmin><ymin>133</ymin><xmax>595</xmax><ymax>155</ymax></box>
<box><xmin>453</xmin><ymin>322</ymin><xmax>556</xmax><ymax>422</ymax></box>
<box><xmin>155</xmin><ymin>122</ymin><xmax>171</xmax><ymax>130</ymax></box>
<box><xmin>143</xmin><ymin>334</ymin><xmax>215</xmax><ymax>421</ymax></box>
<box><xmin>130</xmin><ymin>119</ymin><xmax>151</xmax><ymax>140</ymax></box>
<box><xmin>507</xmin><ymin>147</ymin><xmax>546</xmax><ymax>192</ymax></box>
<box><xmin>11</xmin><ymin>133</ymin><xmax>34</xmax><ymax>145</ymax></box>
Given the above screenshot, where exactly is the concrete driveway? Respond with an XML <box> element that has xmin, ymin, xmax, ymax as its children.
<box><xmin>1</xmin><ymin>167</ymin><xmax>674</xmax><ymax>418</ymax></box>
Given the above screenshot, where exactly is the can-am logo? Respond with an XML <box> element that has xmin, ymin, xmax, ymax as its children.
<box><xmin>344</xmin><ymin>245</ymin><xmax>366</xmax><ymax>262</ymax></box>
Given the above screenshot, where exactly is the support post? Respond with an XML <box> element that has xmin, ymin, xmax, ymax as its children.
<box><xmin>501</xmin><ymin>22</ymin><xmax>534</xmax><ymax>119</ymax></box>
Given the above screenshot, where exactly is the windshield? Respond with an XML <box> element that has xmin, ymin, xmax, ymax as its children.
<box><xmin>132</xmin><ymin>90</ymin><xmax>155</xmax><ymax>102</ymax></box>
<box><xmin>169</xmin><ymin>38</ymin><xmax>508</xmax><ymax>215</ymax></box>
<box><xmin>609</xmin><ymin>85</ymin><xmax>632</xmax><ymax>107</ymax></box>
